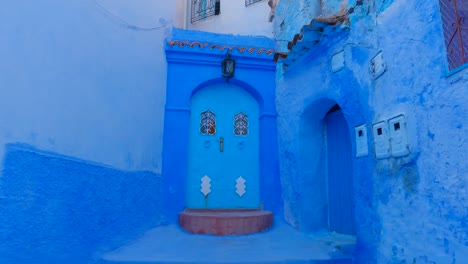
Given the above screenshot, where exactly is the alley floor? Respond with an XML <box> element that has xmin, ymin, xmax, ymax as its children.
<box><xmin>98</xmin><ymin>220</ymin><xmax>355</xmax><ymax>264</ymax></box>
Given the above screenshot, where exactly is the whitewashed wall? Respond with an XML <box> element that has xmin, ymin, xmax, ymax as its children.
<box><xmin>183</xmin><ymin>0</ymin><xmax>273</xmax><ymax>37</ymax></box>
<box><xmin>0</xmin><ymin>0</ymin><xmax>178</xmax><ymax>172</ymax></box>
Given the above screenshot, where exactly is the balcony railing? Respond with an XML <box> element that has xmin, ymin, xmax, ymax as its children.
<box><xmin>191</xmin><ymin>0</ymin><xmax>220</xmax><ymax>23</ymax></box>
<box><xmin>245</xmin><ymin>0</ymin><xmax>264</xmax><ymax>6</ymax></box>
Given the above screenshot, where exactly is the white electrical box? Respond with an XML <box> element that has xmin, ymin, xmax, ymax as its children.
<box><xmin>389</xmin><ymin>115</ymin><xmax>410</xmax><ymax>157</ymax></box>
<box><xmin>354</xmin><ymin>124</ymin><xmax>368</xmax><ymax>157</ymax></box>
<box><xmin>372</xmin><ymin>121</ymin><xmax>391</xmax><ymax>159</ymax></box>
<box><xmin>370</xmin><ymin>51</ymin><xmax>386</xmax><ymax>79</ymax></box>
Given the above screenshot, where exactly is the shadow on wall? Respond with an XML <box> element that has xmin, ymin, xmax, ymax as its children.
<box><xmin>0</xmin><ymin>143</ymin><xmax>163</xmax><ymax>263</ymax></box>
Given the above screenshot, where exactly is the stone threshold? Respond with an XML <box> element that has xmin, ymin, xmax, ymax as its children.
<box><xmin>179</xmin><ymin>209</ymin><xmax>274</xmax><ymax>235</ymax></box>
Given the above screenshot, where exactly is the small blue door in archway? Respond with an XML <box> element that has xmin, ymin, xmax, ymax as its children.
<box><xmin>186</xmin><ymin>83</ymin><xmax>260</xmax><ymax>209</ymax></box>
<box><xmin>326</xmin><ymin>107</ymin><xmax>355</xmax><ymax>235</ymax></box>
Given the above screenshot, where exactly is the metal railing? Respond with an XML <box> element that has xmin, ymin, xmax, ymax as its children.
<box><xmin>245</xmin><ymin>0</ymin><xmax>264</xmax><ymax>6</ymax></box>
<box><xmin>440</xmin><ymin>0</ymin><xmax>468</xmax><ymax>70</ymax></box>
<box><xmin>191</xmin><ymin>0</ymin><xmax>220</xmax><ymax>23</ymax></box>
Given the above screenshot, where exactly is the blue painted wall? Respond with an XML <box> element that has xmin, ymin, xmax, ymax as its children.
<box><xmin>163</xmin><ymin>29</ymin><xmax>281</xmax><ymax>221</ymax></box>
<box><xmin>0</xmin><ymin>0</ymin><xmax>176</xmax><ymax>262</ymax></box>
<box><xmin>274</xmin><ymin>0</ymin><xmax>467</xmax><ymax>263</ymax></box>
<box><xmin>0</xmin><ymin>144</ymin><xmax>163</xmax><ymax>263</ymax></box>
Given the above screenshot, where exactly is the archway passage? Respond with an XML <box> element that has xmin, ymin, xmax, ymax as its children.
<box><xmin>325</xmin><ymin>105</ymin><xmax>355</xmax><ymax>235</ymax></box>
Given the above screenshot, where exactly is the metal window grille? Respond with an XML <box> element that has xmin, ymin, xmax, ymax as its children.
<box><xmin>439</xmin><ymin>0</ymin><xmax>468</xmax><ymax>71</ymax></box>
<box><xmin>234</xmin><ymin>113</ymin><xmax>248</xmax><ymax>136</ymax></box>
<box><xmin>200</xmin><ymin>110</ymin><xmax>216</xmax><ymax>135</ymax></box>
<box><xmin>191</xmin><ymin>0</ymin><xmax>220</xmax><ymax>23</ymax></box>
<box><xmin>245</xmin><ymin>0</ymin><xmax>264</xmax><ymax>6</ymax></box>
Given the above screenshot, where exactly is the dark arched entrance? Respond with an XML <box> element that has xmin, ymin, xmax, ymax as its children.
<box><xmin>325</xmin><ymin>104</ymin><xmax>355</xmax><ymax>235</ymax></box>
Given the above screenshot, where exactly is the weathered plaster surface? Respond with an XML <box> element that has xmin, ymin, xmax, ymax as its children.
<box><xmin>274</xmin><ymin>0</ymin><xmax>467</xmax><ymax>262</ymax></box>
<box><xmin>0</xmin><ymin>0</ymin><xmax>174</xmax><ymax>262</ymax></box>
<box><xmin>274</xmin><ymin>0</ymin><xmax>322</xmax><ymax>51</ymax></box>
<box><xmin>0</xmin><ymin>144</ymin><xmax>163</xmax><ymax>263</ymax></box>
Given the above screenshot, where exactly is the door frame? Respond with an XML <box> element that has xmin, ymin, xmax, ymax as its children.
<box><xmin>162</xmin><ymin>33</ymin><xmax>280</xmax><ymax>222</ymax></box>
<box><xmin>298</xmin><ymin>98</ymin><xmax>363</xmax><ymax>233</ymax></box>
<box><xmin>186</xmin><ymin>83</ymin><xmax>261</xmax><ymax>209</ymax></box>
<box><xmin>325</xmin><ymin>107</ymin><xmax>355</xmax><ymax>235</ymax></box>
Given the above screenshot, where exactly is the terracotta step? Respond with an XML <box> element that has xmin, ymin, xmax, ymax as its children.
<box><xmin>179</xmin><ymin>209</ymin><xmax>273</xmax><ymax>235</ymax></box>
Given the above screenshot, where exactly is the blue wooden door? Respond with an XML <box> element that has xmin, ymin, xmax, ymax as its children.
<box><xmin>186</xmin><ymin>83</ymin><xmax>260</xmax><ymax>209</ymax></box>
<box><xmin>326</xmin><ymin>108</ymin><xmax>355</xmax><ymax>235</ymax></box>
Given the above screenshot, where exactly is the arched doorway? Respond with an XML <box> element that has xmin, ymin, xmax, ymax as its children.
<box><xmin>163</xmin><ymin>35</ymin><xmax>280</xmax><ymax>224</ymax></box>
<box><xmin>325</xmin><ymin>104</ymin><xmax>355</xmax><ymax>235</ymax></box>
<box><xmin>298</xmin><ymin>99</ymin><xmax>356</xmax><ymax>234</ymax></box>
<box><xmin>186</xmin><ymin>83</ymin><xmax>260</xmax><ymax>209</ymax></box>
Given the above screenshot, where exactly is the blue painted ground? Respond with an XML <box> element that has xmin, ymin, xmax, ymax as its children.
<box><xmin>98</xmin><ymin>221</ymin><xmax>355</xmax><ymax>264</ymax></box>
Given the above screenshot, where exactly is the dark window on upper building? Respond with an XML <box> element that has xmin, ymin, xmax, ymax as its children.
<box><xmin>245</xmin><ymin>0</ymin><xmax>264</xmax><ymax>6</ymax></box>
<box><xmin>191</xmin><ymin>0</ymin><xmax>220</xmax><ymax>23</ymax></box>
<box><xmin>439</xmin><ymin>0</ymin><xmax>468</xmax><ymax>71</ymax></box>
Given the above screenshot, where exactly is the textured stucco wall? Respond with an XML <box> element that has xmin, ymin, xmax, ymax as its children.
<box><xmin>0</xmin><ymin>0</ymin><xmax>176</xmax><ymax>172</ymax></box>
<box><xmin>0</xmin><ymin>0</ymin><xmax>175</xmax><ymax>262</ymax></box>
<box><xmin>0</xmin><ymin>144</ymin><xmax>163</xmax><ymax>263</ymax></box>
<box><xmin>273</xmin><ymin>0</ymin><xmax>322</xmax><ymax>51</ymax></box>
<box><xmin>274</xmin><ymin>0</ymin><xmax>467</xmax><ymax>263</ymax></box>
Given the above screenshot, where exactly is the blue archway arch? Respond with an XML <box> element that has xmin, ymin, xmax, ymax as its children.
<box><xmin>296</xmin><ymin>87</ymin><xmax>370</xmax><ymax>233</ymax></box>
<box><xmin>190</xmin><ymin>78</ymin><xmax>265</xmax><ymax>112</ymax></box>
